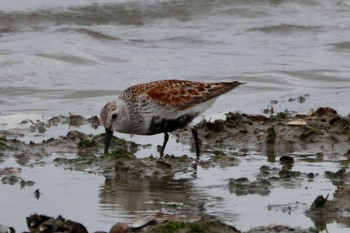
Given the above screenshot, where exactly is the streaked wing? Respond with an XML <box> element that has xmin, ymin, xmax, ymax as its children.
<box><xmin>143</xmin><ymin>80</ymin><xmax>243</xmax><ymax>110</ymax></box>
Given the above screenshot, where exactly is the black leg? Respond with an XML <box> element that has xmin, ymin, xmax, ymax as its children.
<box><xmin>160</xmin><ymin>132</ymin><xmax>169</xmax><ymax>157</ymax></box>
<box><xmin>191</xmin><ymin>128</ymin><xmax>200</xmax><ymax>157</ymax></box>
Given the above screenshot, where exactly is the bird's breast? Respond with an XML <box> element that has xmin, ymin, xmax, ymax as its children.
<box><xmin>147</xmin><ymin>114</ymin><xmax>196</xmax><ymax>135</ymax></box>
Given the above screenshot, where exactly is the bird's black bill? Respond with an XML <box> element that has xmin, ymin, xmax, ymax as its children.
<box><xmin>104</xmin><ymin>128</ymin><xmax>113</xmax><ymax>154</ymax></box>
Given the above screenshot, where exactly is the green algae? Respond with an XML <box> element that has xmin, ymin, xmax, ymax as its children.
<box><xmin>299</xmin><ymin>126</ymin><xmax>323</xmax><ymax>140</ymax></box>
<box><xmin>77</xmin><ymin>138</ymin><xmax>97</xmax><ymax>148</ymax></box>
<box><xmin>266</xmin><ymin>127</ymin><xmax>276</xmax><ymax>144</ymax></box>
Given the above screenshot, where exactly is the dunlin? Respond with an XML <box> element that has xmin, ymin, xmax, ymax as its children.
<box><xmin>100</xmin><ymin>79</ymin><xmax>244</xmax><ymax>157</ymax></box>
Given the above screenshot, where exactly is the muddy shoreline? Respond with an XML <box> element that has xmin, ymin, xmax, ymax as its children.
<box><xmin>1</xmin><ymin>107</ymin><xmax>350</xmax><ymax>233</ymax></box>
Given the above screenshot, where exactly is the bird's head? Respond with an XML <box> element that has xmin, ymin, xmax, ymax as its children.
<box><xmin>100</xmin><ymin>101</ymin><xmax>120</xmax><ymax>154</ymax></box>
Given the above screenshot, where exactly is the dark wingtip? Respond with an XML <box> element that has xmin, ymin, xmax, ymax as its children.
<box><xmin>234</xmin><ymin>81</ymin><xmax>246</xmax><ymax>85</ymax></box>
<box><xmin>225</xmin><ymin>81</ymin><xmax>246</xmax><ymax>90</ymax></box>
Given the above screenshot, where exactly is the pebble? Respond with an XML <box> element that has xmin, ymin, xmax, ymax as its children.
<box><xmin>109</xmin><ymin>223</ymin><xmax>129</xmax><ymax>233</ymax></box>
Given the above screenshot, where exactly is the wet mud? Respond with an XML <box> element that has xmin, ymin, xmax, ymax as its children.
<box><xmin>1</xmin><ymin>107</ymin><xmax>350</xmax><ymax>233</ymax></box>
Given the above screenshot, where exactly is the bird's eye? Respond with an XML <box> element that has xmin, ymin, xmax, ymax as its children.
<box><xmin>111</xmin><ymin>114</ymin><xmax>117</xmax><ymax>120</ymax></box>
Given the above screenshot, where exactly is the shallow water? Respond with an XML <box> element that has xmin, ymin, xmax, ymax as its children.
<box><xmin>1</xmin><ymin>0</ymin><xmax>350</xmax><ymax>232</ymax></box>
<box><xmin>1</xmin><ymin>143</ymin><xmax>347</xmax><ymax>232</ymax></box>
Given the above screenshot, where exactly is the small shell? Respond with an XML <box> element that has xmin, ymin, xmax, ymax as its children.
<box><xmin>287</xmin><ymin>119</ymin><xmax>307</xmax><ymax>126</ymax></box>
<box><xmin>131</xmin><ymin>216</ymin><xmax>155</xmax><ymax>229</ymax></box>
<box><xmin>5</xmin><ymin>167</ymin><xmax>21</xmax><ymax>174</ymax></box>
<box><xmin>154</xmin><ymin>213</ymin><xmax>200</xmax><ymax>223</ymax></box>
<box><xmin>267</xmin><ymin>221</ymin><xmax>290</xmax><ymax>228</ymax></box>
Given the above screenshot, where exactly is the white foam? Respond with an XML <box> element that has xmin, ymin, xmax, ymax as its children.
<box><xmin>0</xmin><ymin>113</ymin><xmax>44</xmax><ymax>130</ymax></box>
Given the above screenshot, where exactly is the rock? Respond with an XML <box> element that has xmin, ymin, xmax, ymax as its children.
<box><xmin>68</xmin><ymin>114</ymin><xmax>85</xmax><ymax>126</ymax></box>
<box><xmin>0</xmin><ymin>225</ymin><xmax>15</xmax><ymax>233</ymax></box>
<box><xmin>279</xmin><ymin>156</ymin><xmax>294</xmax><ymax>165</ymax></box>
<box><xmin>228</xmin><ymin>177</ymin><xmax>271</xmax><ymax>196</ymax></box>
<box><xmin>245</xmin><ymin>114</ymin><xmax>268</xmax><ymax>122</ymax></box>
<box><xmin>66</xmin><ymin>130</ymin><xmax>88</xmax><ymax>140</ymax></box>
<box><xmin>34</xmin><ymin>189</ymin><xmax>40</xmax><ymax>200</ymax></box>
<box><xmin>1</xmin><ymin>175</ymin><xmax>20</xmax><ymax>185</ymax></box>
<box><xmin>329</xmin><ymin>116</ymin><xmax>341</xmax><ymax>125</ymax></box>
<box><xmin>20</xmin><ymin>179</ymin><xmax>35</xmax><ymax>188</ymax></box>
<box><xmin>309</xmin><ymin>107</ymin><xmax>338</xmax><ymax>117</ymax></box>
<box><xmin>109</xmin><ymin>223</ymin><xmax>129</xmax><ymax>233</ymax></box>
<box><xmin>206</xmin><ymin>120</ymin><xmax>225</xmax><ymax>132</ymax></box>
<box><xmin>311</xmin><ymin>195</ymin><xmax>328</xmax><ymax>208</ymax></box>
<box><xmin>26</xmin><ymin>214</ymin><xmax>88</xmax><ymax>233</ymax></box>
<box><xmin>225</xmin><ymin>112</ymin><xmax>243</xmax><ymax>121</ymax></box>
<box><xmin>87</xmin><ymin>116</ymin><xmax>100</xmax><ymax>129</ymax></box>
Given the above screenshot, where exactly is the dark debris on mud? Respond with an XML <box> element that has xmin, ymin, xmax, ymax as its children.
<box><xmin>5</xmin><ymin>213</ymin><xmax>318</xmax><ymax>233</ymax></box>
<box><xmin>176</xmin><ymin>107</ymin><xmax>350</xmax><ymax>157</ymax></box>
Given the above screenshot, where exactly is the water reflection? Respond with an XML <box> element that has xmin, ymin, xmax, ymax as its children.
<box><xmin>265</xmin><ymin>140</ymin><xmax>297</xmax><ymax>163</ymax></box>
<box><xmin>96</xmin><ymin>149</ymin><xmax>350</xmax><ymax>232</ymax></box>
<box><xmin>98</xmin><ymin>176</ymin><xmax>201</xmax><ymax>218</ymax></box>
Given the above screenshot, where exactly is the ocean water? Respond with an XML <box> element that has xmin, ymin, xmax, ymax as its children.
<box><xmin>1</xmin><ymin>0</ymin><xmax>350</xmax><ymax>232</ymax></box>
<box><xmin>1</xmin><ymin>0</ymin><xmax>350</xmax><ymax>118</ymax></box>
